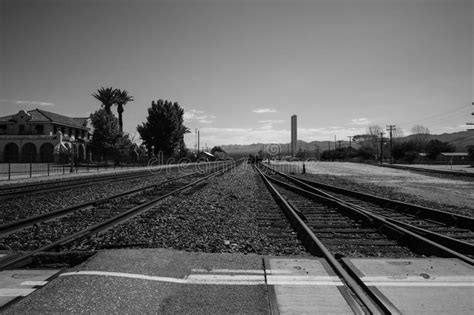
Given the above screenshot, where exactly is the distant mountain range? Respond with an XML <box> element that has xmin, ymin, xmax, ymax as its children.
<box><xmin>220</xmin><ymin>130</ymin><xmax>473</xmax><ymax>155</ymax></box>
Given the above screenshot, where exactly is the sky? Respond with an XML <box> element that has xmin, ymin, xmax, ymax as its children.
<box><xmin>1</xmin><ymin>0</ymin><xmax>472</xmax><ymax>149</ymax></box>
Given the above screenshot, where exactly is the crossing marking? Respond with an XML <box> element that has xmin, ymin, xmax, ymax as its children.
<box><xmin>60</xmin><ymin>270</ymin><xmax>343</xmax><ymax>286</ymax></box>
<box><xmin>20</xmin><ymin>281</ymin><xmax>49</xmax><ymax>286</ymax></box>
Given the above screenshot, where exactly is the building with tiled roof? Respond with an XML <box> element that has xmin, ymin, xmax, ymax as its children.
<box><xmin>0</xmin><ymin>109</ymin><xmax>91</xmax><ymax>163</ymax></box>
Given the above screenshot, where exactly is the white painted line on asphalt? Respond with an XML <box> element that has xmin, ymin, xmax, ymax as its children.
<box><xmin>0</xmin><ymin>288</ymin><xmax>36</xmax><ymax>297</ymax></box>
<box><xmin>20</xmin><ymin>281</ymin><xmax>48</xmax><ymax>286</ymax></box>
<box><xmin>60</xmin><ymin>271</ymin><xmax>188</xmax><ymax>284</ymax></box>
<box><xmin>60</xmin><ymin>270</ymin><xmax>343</xmax><ymax>286</ymax></box>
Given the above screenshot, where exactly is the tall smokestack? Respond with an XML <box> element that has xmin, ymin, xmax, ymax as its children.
<box><xmin>291</xmin><ymin>115</ymin><xmax>297</xmax><ymax>157</ymax></box>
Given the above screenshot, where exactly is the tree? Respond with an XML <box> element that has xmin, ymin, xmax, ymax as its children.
<box><xmin>425</xmin><ymin>139</ymin><xmax>455</xmax><ymax>160</ymax></box>
<box><xmin>92</xmin><ymin>87</ymin><xmax>118</xmax><ymax>114</ymax></box>
<box><xmin>115</xmin><ymin>89</ymin><xmax>134</xmax><ymax>134</ymax></box>
<box><xmin>352</xmin><ymin>125</ymin><xmax>382</xmax><ymax>160</ymax></box>
<box><xmin>210</xmin><ymin>146</ymin><xmax>226</xmax><ymax>155</ymax></box>
<box><xmin>411</xmin><ymin>124</ymin><xmax>430</xmax><ymax>152</ymax></box>
<box><xmin>391</xmin><ymin>140</ymin><xmax>417</xmax><ymax>162</ymax></box>
<box><xmin>89</xmin><ymin>109</ymin><xmax>121</xmax><ymax>160</ymax></box>
<box><xmin>112</xmin><ymin>134</ymin><xmax>134</xmax><ymax>163</ymax></box>
<box><xmin>466</xmin><ymin>145</ymin><xmax>474</xmax><ymax>166</ymax></box>
<box><xmin>137</xmin><ymin>99</ymin><xmax>190</xmax><ymax>157</ymax></box>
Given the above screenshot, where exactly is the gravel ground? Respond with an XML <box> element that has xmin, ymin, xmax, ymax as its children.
<box><xmin>82</xmin><ymin>164</ymin><xmax>308</xmax><ymax>256</ymax></box>
<box><xmin>0</xmin><ymin>169</ymin><xmax>187</xmax><ymax>224</ymax></box>
<box><xmin>272</xmin><ymin>161</ymin><xmax>473</xmax><ymax>217</ymax></box>
<box><xmin>392</xmin><ymin>164</ymin><xmax>474</xmax><ymax>173</ymax></box>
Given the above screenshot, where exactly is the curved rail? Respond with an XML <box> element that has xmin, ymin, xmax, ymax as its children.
<box><xmin>259</xmin><ymin>164</ymin><xmax>474</xmax><ymax>265</ymax></box>
<box><xmin>0</xmin><ymin>160</ymin><xmax>240</xmax><ymax>270</ymax></box>
<box><xmin>380</xmin><ymin>164</ymin><xmax>474</xmax><ymax>178</ymax></box>
<box><xmin>0</xmin><ymin>161</ymin><xmax>226</xmax><ymax>199</ymax></box>
<box><xmin>255</xmin><ymin>166</ymin><xmax>390</xmax><ymax>314</ymax></box>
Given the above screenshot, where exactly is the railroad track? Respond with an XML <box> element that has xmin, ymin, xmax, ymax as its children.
<box><xmin>255</xmin><ymin>164</ymin><xmax>473</xmax><ymax>314</ymax></box>
<box><xmin>261</xmin><ymin>163</ymin><xmax>474</xmax><ymax>260</ymax></box>
<box><xmin>0</xmin><ymin>162</ymin><xmax>224</xmax><ymax>199</ymax></box>
<box><xmin>380</xmin><ymin>163</ymin><xmax>474</xmax><ymax>179</ymax></box>
<box><xmin>0</xmin><ymin>160</ymin><xmax>239</xmax><ymax>270</ymax></box>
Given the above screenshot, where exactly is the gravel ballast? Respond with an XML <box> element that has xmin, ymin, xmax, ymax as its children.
<box><xmin>271</xmin><ymin>161</ymin><xmax>473</xmax><ymax>217</ymax></box>
<box><xmin>83</xmin><ymin>164</ymin><xmax>308</xmax><ymax>256</ymax></box>
<box><xmin>0</xmin><ymin>168</ymin><xmax>197</xmax><ymax>225</ymax></box>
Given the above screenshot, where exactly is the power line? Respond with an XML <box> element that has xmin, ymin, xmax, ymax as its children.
<box><xmin>394</xmin><ymin>104</ymin><xmax>470</xmax><ymax>126</ymax></box>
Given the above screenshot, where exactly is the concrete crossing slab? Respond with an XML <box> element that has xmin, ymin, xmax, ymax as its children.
<box><xmin>0</xmin><ymin>249</ymin><xmax>270</xmax><ymax>314</ymax></box>
<box><xmin>266</xmin><ymin>258</ymin><xmax>361</xmax><ymax>314</ymax></box>
<box><xmin>0</xmin><ymin>269</ymin><xmax>60</xmax><ymax>308</ymax></box>
<box><xmin>5</xmin><ymin>250</ymin><xmax>470</xmax><ymax>314</ymax></box>
<box><xmin>343</xmin><ymin>258</ymin><xmax>474</xmax><ymax>315</ymax></box>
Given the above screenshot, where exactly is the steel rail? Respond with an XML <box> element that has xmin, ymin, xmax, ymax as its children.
<box><xmin>261</xmin><ymin>169</ymin><xmax>473</xmax><ymax>265</ymax></box>
<box><xmin>0</xmin><ymin>170</ymin><xmax>165</xmax><ymax>200</ymax></box>
<box><xmin>0</xmin><ymin>161</ymin><xmax>234</xmax><ymax>235</ymax></box>
<box><xmin>255</xmin><ymin>166</ymin><xmax>389</xmax><ymax>314</ymax></box>
<box><xmin>0</xmin><ymin>171</ymin><xmax>198</xmax><ymax>236</ymax></box>
<box><xmin>262</xmin><ymin>163</ymin><xmax>474</xmax><ymax>230</ymax></box>
<box><xmin>0</xmin><ymin>161</ymin><xmax>239</xmax><ymax>270</ymax></box>
<box><xmin>380</xmin><ymin>163</ymin><xmax>474</xmax><ymax>178</ymax></box>
<box><xmin>0</xmin><ymin>161</ymin><xmax>226</xmax><ymax>199</ymax></box>
<box><xmin>261</xmin><ymin>164</ymin><xmax>474</xmax><ymax>257</ymax></box>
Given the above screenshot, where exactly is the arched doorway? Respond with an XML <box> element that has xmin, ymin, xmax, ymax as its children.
<box><xmin>4</xmin><ymin>143</ymin><xmax>19</xmax><ymax>163</ymax></box>
<box><xmin>21</xmin><ymin>143</ymin><xmax>37</xmax><ymax>163</ymax></box>
<box><xmin>40</xmin><ymin>143</ymin><xmax>54</xmax><ymax>163</ymax></box>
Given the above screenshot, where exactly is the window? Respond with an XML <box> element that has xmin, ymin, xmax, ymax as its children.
<box><xmin>35</xmin><ymin>125</ymin><xmax>44</xmax><ymax>135</ymax></box>
<box><xmin>0</xmin><ymin>125</ymin><xmax>6</xmax><ymax>134</ymax></box>
<box><xmin>19</xmin><ymin>124</ymin><xmax>25</xmax><ymax>135</ymax></box>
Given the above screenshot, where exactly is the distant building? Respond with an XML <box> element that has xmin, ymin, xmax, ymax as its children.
<box><xmin>197</xmin><ymin>151</ymin><xmax>215</xmax><ymax>162</ymax></box>
<box><xmin>438</xmin><ymin>152</ymin><xmax>469</xmax><ymax>164</ymax></box>
<box><xmin>0</xmin><ymin>109</ymin><xmax>91</xmax><ymax>163</ymax></box>
<box><xmin>291</xmin><ymin>115</ymin><xmax>297</xmax><ymax>157</ymax></box>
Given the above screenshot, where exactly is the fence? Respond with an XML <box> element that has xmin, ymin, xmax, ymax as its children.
<box><xmin>0</xmin><ymin>161</ymin><xmax>149</xmax><ymax>181</ymax></box>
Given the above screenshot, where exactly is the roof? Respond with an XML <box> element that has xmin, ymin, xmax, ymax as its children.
<box><xmin>198</xmin><ymin>151</ymin><xmax>214</xmax><ymax>157</ymax></box>
<box><xmin>0</xmin><ymin>109</ymin><xmax>88</xmax><ymax>129</ymax></box>
<box><xmin>440</xmin><ymin>152</ymin><xmax>468</xmax><ymax>156</ymax></box>
<box><xmin>0</xmin><ymin>115</ymin><xmax>14</xmax><ymax>122</ymax></box>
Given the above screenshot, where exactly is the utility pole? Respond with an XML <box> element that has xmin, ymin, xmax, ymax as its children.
<box><xmin>334</xmin><ymin>135</ymin><xmax>337</xmax><ymax>162</ymax></box>
<box><xmin>347</xmin><ymin>136</ymin><xmax>352</xmax><ymax>158</ymax></box>
<box><xmin>337</xmin><ymin>140</ymin><xmax>342</xmax><ymax>161</ymax></box>
<box><xmin>379</xmin><ymin>132</ymin><xmax>384</xmax><ymax>165</ymax></box>
<box><xmin>327</xmin><ymin>141</ymin><xmax>331</xmax><ymax>161</ymax></box>
<box><xmin>197</xmin><ymin>130</ymin><xmax>200</xmax><ymax>154</ymax></box>
<box><xmin>195</xmin><ymin>129</ymin><xmax>198</xmax><ymax>153</ymax></box>
<box><xmin>386</xmin><ymin>125</ymin><xmax>396</xmax><ymax>164</ymax></box>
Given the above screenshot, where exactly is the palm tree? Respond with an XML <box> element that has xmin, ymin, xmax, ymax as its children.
<box><xmin>115</xmin><ymin>89</ymin><xmax>134</xmax><ymax>133</ymax></box>
<box><xmin>92</xmin><ymin>87</ymin><xmax>118</xmax><ymax>114</ymax></box>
